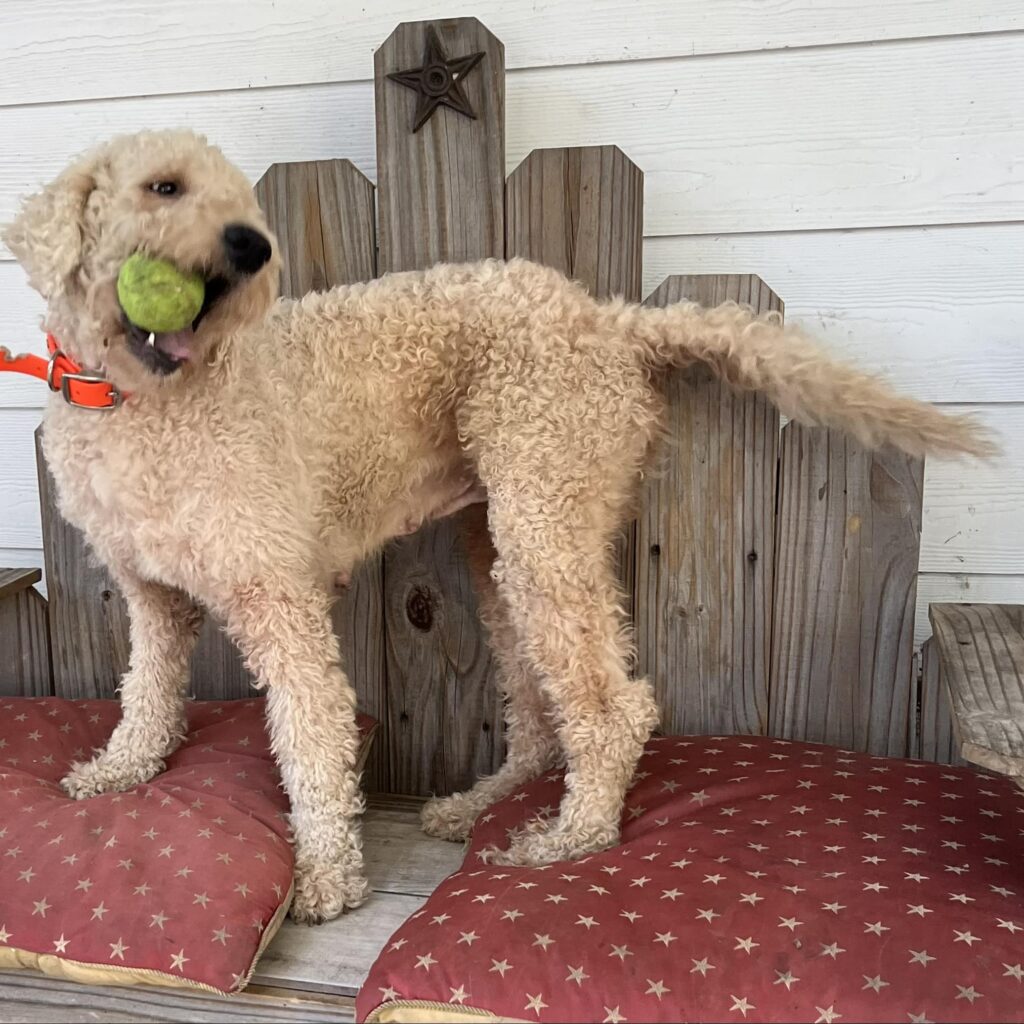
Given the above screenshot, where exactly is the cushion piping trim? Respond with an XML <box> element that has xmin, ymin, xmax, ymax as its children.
<box><xmin>364</xmin><ymin>997</ymin><xmax>529</xmax><ymax>1023</ymax></box>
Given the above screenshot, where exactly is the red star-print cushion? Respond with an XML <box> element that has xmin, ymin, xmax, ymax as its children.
<box><xmin>359</xmin><ymin>736</ymin><xmax>1024</xmax><ymax>1024</ymax></box>
<box><xmin>0</xmin><ymin>697</ymin><xmax>377</xmax><ymax>994</ymax></box>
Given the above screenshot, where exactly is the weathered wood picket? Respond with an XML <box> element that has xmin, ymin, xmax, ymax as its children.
<box><xmin>634</xmin><ymin>275</ymin><xmax>781</xmax><ymax>738</ymax></box>
<box><xmin>13</xmin><ymin>17</ymin><xmax>943</xmax><ymax>793</ymax></box>
<box><xmin>374</xmin><ymin>21</ymin><xmax>506</xmax><ymax>797</ymax></box>
<box><xmin>0</xmin><ymin>569</ymin><xmax>50</xmax><ymax>697</ymax></box>
<box><xmin>771</xmin><ymin>434</ymin><xmax>924</xmax><ymax>756</ymax></box>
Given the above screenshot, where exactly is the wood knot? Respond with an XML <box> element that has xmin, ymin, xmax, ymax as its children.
<box><xmin>650</xmin><ymin>543</ymin><xmax>661</xmax><ymax>557</ymax></box>
<box><xmin>747</xmin><ymin>550</ymin><xmax>758</xmax><ymax>563</ymax></box>
<box><xmin>405</xmin><ymin>584</ymin><xmax>435</xmax><ymax>632</ymax></box>
<box><xmin>870</xmin><ymin>461</ymin><xmax>911</xmax><ymax>515</ymax></box>
<box><xmin>101</xmin><ymin>590</ymin><xmax>113</xmax><ymax>602</ymax></box>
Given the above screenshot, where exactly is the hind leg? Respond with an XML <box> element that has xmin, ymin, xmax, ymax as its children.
<box><xmin>422</xmin><ymin>504</ymin><xmax>560</xmax><ymax>841</ymax></box>
<box><xmin>447</xmin><ymin>335</ymin><xmax>661</xmax><ymax>862</ymax></box>
<box><xmin>481</xmin><ymin>485</ymin><xmax>659</xmax><ymax>866</ymax></box>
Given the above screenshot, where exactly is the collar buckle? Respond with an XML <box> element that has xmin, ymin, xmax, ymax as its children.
<box><xmin>48</xmin><ymin>348</ymin><xmax>123</xmax><ymax>410</ymax></box>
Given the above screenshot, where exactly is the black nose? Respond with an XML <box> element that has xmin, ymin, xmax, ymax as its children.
<box><xmin>222</xmin><ymin>224</ymin><xmax>272</xmax><ymax>275</ymax></box>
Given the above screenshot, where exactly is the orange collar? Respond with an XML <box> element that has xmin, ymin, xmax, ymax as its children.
<box><xmin>0</xmin><ymin>334</ymin><xmax>125</xmax><ymax>410</ymax></box>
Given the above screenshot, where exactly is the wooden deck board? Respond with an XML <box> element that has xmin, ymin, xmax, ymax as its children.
<box><xmin>363</xmin><ymin>805</ymin><xmax>465</xmax><ymax>897</ymax></box>
<box><xmin>0</xmin><ymin>804</ymin><xmax>461</xmax><ymax>1018</ymax></box>
<box><xmin>250</xmin><ymin>892</ymin><xmax>425</xmax><ymax>998</ymax></box>
<box><xmin>0</xmin><ymin>974</ymin><xmax>355</xmax><ymax>1023</ymax></box>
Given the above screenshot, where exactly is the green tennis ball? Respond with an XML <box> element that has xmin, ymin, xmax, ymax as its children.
<box><xmin>116</xmin><ymin>254</ymin><xmax>205</xmax><ymax>334</ymax></box>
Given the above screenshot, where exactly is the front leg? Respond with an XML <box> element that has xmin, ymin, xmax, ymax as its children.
<box><xmin>222</xmin><ymin>581</ymin><xmax>367</xmax><ymax>923</ymax></box>
<box><xmin>62</xmin><ymin>578</ymin><xmax>202</xmax><ymax>798</ymax></box>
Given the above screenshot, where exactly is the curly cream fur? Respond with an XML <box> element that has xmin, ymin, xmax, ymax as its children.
<box><xmin>3</xmin><ymin>130</ymin><xmax>995</xmax><ymax>919</ymax></box>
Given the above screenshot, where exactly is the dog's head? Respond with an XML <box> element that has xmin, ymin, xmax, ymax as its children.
<box><xmin>2</xmin><ymin>130</ymin><xmax>281</xmax><ymax>392</ymax></box>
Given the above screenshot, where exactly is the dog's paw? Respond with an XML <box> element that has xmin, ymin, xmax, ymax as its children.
<box><xmin>420</xmin><ymin>792</ymin><xmax>480</xmax><ymax>842</ymax></box>
<box><xmin>480</xmin><ymin>821</ymin><xmax>618</xmax><ymax>867</ymax></box>
<box><xmin>290</xmin><ymin>856</ymin><xmax>369</xmax><ymax>924</ymax></box>
<box><xmin>61</xmin><ymin>755</ymin><xmax>163</xmax><ymax>799</ymax></box>
<box><xmin>288</xmin><ymin>809</ymin><xmax>367</xmax><ymax>923</ymax></box>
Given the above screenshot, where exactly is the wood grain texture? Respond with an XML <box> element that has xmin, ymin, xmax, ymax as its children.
<box><xmin>908</xmin><ymin>649</ymin><xmax>924</xmax><ymax>758</ymax></box>
<box><xmin>333</xmin><ymin>560</ymin><xmax>388</xmax><ymax>792</ymax></box>
<box><xmin>914</xmin><ymin>638</ymin><xmax>963</xmax><ymax>765</ymax></box>
<box><xmin>188</xmin><ymin>620</ymin><xmax>253</xmax><ymax>701</ymax></box>
<box><xmin>255</xmin><ymin>160</ymin><xmax>376</xmax><ymax>297</ymax></box>
<box><xmin>0</xmin><ymin>567</ymin><xmax>40</xmax><ymax>600</ymax></box>
<box><xmin>362</xmin><ymin>803</ymin><xmax>464</xmax><ymax>896</ymax></box>
<box><xmin>381</xmin><ymin>520</ymin><xmax>501</xmax><ymax>796</ymax></box>
<box><xmin>770</xmin><ymin>427</ymin><xmax>924</xmax><ymax>756</ymax></box>
<box><xmin>255</xmin><ymin>157</ymin><xmax>386</xmax><ymax>786</ymax></box>
<box><xmin>5</xmin><ymin>0</ymin><xmax>1018</xmax><ymax>106</ymax></box>
<box><xmin>375</xmin><ymin>19</ymin><xmax>504</xmax><ymax>273</ymax></box>
<box><xmin>4</xmin><ymin>35</ymin><xmax>1024</xmax><ymax>255</ymax></box>
<box><xmin>252</xmin><ymin>892</ymin><xmax>426</xmax><ymax>997</ymax></box>
<box><xmin>506</xmin><ymin>146</ymin><xmax>643</xmax><ymax>302</ymax></box>
<box><xmin>633</xmin><ymin>275</ymin><xmax>781</xmax><ymax>736</ymax></box>
<box><xmin>0</xmin><ymin>584</ymin><xmax>51</xmax><ymax>697</ymax></box>
<box><xmin>0</xmin><ymin>972</ymin><xmax>354</xmax><ymax>1023</ymax></box>
<box><xmin>506</xmin><ymin>144</ymin><xmax>644</xmax><ymax>615</ymax></box>
<box><xmin>929</xmin><ymin>603</ymin><xmax>1024</xmax><ymax>777</ymax></box>
<box><xmin>375</xmin><ymin>18</ymin><xmax>505</xmax><ymax>796</ymax></box>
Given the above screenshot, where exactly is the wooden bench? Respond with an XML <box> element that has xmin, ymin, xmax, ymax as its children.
<box><xmin>929</xmin><ymin>603</ymin><xmax>1024</xmax><ymax>786</ymax></box>
<box><xmin>0</xmin><ymin>14</ymin><xmax>1000</xmax><ymax>1023</ymax></box>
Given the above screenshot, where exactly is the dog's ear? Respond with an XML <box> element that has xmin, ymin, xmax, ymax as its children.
<box><xmin>2</xmin><ymin>159</ymin><xmax>98</xmax><ymax>300</ymax></box>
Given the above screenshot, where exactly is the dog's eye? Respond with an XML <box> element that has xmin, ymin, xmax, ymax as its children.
<box><xmin>148</xmin><ymin>181</ymin><xmax>181</xmax><ymax>197</ymax></box>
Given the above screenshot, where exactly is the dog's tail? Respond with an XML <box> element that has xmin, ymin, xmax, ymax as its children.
<box><xmin>622</xmin><ymin>300</ymin><xmax>996</xmax><ymax>459</ymax></box>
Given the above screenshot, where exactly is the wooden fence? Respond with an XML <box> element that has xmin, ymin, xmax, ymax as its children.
<box><xmin>9</xmin><ymin>17</ymin><xmax>959</xmax><ymax>792</ymax></box>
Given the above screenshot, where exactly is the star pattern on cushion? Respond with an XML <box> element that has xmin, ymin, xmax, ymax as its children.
<box><xmin>358</xmin><ymin>736</ymin><xmax>1024</xmax><ymax>1023</ymax></box>
<box><xmin>1</xmin><ymin>698</ymin><xmax>374</xmax><ymax>993</ymax></box>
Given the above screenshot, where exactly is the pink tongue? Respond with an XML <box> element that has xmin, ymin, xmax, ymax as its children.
<box><xmin>154</xmin><ymin>328</ymin><xmax>195</xmax><ymax>361</ymax></box>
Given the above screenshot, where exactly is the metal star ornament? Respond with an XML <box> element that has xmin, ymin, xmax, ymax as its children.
<box><xmin>387</xmin><ymin>26</ymin><xmax>485</xmax><ymax>132</ymax></box>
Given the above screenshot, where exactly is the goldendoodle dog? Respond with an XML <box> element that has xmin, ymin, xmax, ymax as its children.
<box><xmin>3</xmin><ymin>130</ymin><xmax>993</xmax><ymax>922</ymax></box>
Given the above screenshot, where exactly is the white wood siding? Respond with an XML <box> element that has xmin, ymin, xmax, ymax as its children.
<box><xmin>1</xmin><ymin>1</ymin><xmax>1021</xmax><ymax>640</ymax></box>
<box><xmin>3</xmin><ymin>34</ymin><xmax>1024</xmax><ymax>242</ymax></box>
<box><xmin>5</xmin><ymin>1</ymin><xmax>1019</xmax><ymax>105</ymax></box>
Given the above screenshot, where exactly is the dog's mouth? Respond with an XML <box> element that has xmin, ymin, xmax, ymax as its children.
<box><xmin>122</xmin><ymin>275</ymin><xmax>231</xmax><ymax>376</ymax></box>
